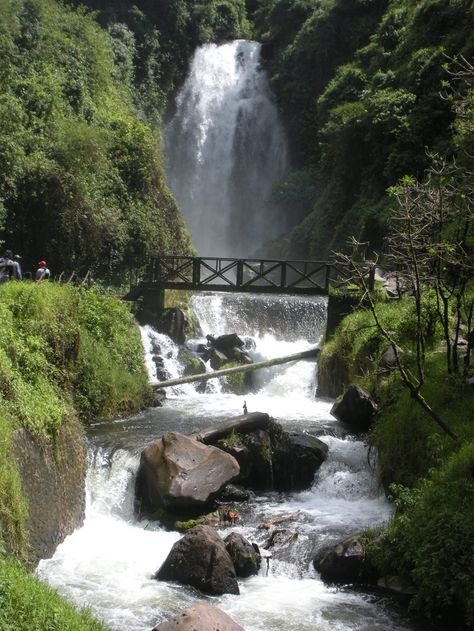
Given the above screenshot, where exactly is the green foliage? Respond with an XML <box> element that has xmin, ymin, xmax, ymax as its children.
<box><xmin>0</xmin><ymin>556</ymin><xmax>109</xmax><ymax>630</ymax></box>
<box><xmin>321</xmin><ymin>295</ymin><xmax>473</xmax><ymax>482</ymax></box>
<box><xmin>0</xmin><ymin>0</ymin><xmax>191</xmax><ymax>280</ymax></box>
<box><xmin>254</xmin><ymin>0</ymin><xmax>474</xmax><ymax>259</ymax></box>
<box><xmin>380</xmin><ymin>443</ymin><xmax>474</xmax><ymax>625</ymax></box>
<box><xmin>0</xmin><ymin>416</ymin><xmax>28</xmax><ymax>559</ymax></box>
<box><xmin>0</xmin><ymin>281</ymin><xmax>149</xmax><ymax>555</ymax></box>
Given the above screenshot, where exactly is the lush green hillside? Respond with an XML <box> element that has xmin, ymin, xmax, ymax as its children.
<box><xmin>0</xmin><ymin>281</ymin><xmax>149</xmax><ymax>556</ymax></box>
<box><xmin>1</xmin><ymin>0</ymin><xmax>472</xmax><ymax>274</ymax></box>
<box><xmin>253</xmin><ymin>0</ymin><xmax>474</xmax><ymax>258</ymax></box>
<box><xmin>0</xmin><ymin>0</ymin><xmax>191</xmax><ymax>281</ymax></box>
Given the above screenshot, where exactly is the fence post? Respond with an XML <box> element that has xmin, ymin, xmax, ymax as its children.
<box><xmin>193</xmin><ymin>258</ymin><xmax>200</xmax><ymax>285</ymax></box>
<box><xmin>325</xmin><ymin>264</ymin><xmax>331</xmax><ymax>294</ymax></box>
<box><xmin>280</xmin><ymin>262</ymin><xmax>287</xmax><ymax>289</ymax></box>
<box><xmin>236</xmin><ymin>260</ymin><xmax>243</xmax><ymax>288</ymax></box>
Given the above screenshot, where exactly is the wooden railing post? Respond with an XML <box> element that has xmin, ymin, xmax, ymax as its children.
<box><xmin>193</xmin><ymin>258</ymin><xmax>201</xmax><ymax>286</ymax></box>
<box><xmin>325</xmin><ymin>264</ymin><xmax>331</xmax><ymax>293</ymax></box>
<box><xmin>236</xmin><ymin>260</ymin><xmax>243</xmax><ymax>288</ymax></box>
<box><xmin>281</xmin><ymin>261</ymin><xmax>287</xmax><ymax>289</ymax></box>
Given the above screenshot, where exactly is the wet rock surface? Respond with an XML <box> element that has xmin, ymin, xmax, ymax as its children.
<box><xmin>135</xmin><ymin>432</ymin><xmax>239</xmax><ymax>516</ymax></box>
<box><xmin>152</xmin><ymin>603</ymin><xmax>245</xmax><ymax>631</ymax></box>
<box><xmin>224</xmin><ymin>531</ymin><xmax>261</xmax><ymax>578</ymax></box>
<box><xmin>155</xmin><ymin>525</ymin><xmax>240</xmax><ymax>595</ymax></box>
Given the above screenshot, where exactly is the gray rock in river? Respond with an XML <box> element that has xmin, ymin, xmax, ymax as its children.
<box><xmin>134</xmin><ymin>432</ymin><xmax>239</xmax><ymax>517</ymax></box>
<box><xmin>330</xmin><ymin>384</ymin><xmax>378</xmax><ymax>431</ymax></box>
<box><xmin>224</xmin><ymin>531</ymin><xmax>261</xmax><ymax>577</ymax></box>
<box><xmin>155</xmin><ymin>525</ymin><xmax>240</xmax><ymax>595</ymax></box>
<box><xmin>314</xmin><ymin>533</ymin><xmax>378</xmax><ymax>584</ymax></box>
<box><xmin>152</xmin><ymin>603</ymin><xmax>245</xmax><ymax>631</ymax></box>
<box><xmin>211</xmin><ymin>419</ymin><xmax>328</xmax><ymax>491</ymax></box>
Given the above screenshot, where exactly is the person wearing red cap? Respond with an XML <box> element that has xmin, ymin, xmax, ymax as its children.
<box><xmin>35</xmin><ymin>260</ymin><xmax>50</xmax><ymax>282</ymax></box>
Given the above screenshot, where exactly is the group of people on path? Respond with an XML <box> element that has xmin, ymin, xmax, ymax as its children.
<box><xmin>0</xmin><ymin>249</ymin><xmax>50</xmax><ymax>283</ymax></box>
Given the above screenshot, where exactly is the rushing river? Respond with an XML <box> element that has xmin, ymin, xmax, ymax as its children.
<box><xmin>38</xmin><ymin>293</ymin><xmax>416</xmax><ymax>631</ymax></box>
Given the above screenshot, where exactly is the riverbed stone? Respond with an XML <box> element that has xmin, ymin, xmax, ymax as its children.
<box><xmin>134</xmin><ymin>432</ymin><xmax>239</xmax><ymax>517</ymax></box>
<box><xmin>314</xmin><ymin>534</ymin><xmax>377</xmax><ymax>583</ymax></box>
<box><xmin>152</xmin><ymin>603</ymin><xmax>245</xmax><ymax>631</ymax></box>
<box><xmin>155</xmin><ymin>525</ymin><xmax>240</xmax><ymax>595</ymax></box>
<box><xmin>330</xmin><ymin>384</ymin><xmax>378</xmax><ymax>431</ymax></box>
<box><xmin>224</xmin><ymin>532</ymin><xmax>261</xmax><ymax>577</ymax></box>
<box><xmin>270</xmin><ymin>426</ymin><xmax>329</xmax><ymax>491</ymax></box>
<box><xmin>204</xmin><ymin>418</ymin><xmax>327</xmax><ymax>492</ymax></box>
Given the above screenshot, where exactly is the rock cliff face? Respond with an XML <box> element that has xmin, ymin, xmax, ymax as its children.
<box><xmin>13</xmin><ymin>416</ymin><xmax>87</xmax><ymax>566</ymax></box>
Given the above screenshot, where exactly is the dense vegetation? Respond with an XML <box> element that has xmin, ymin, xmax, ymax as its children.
<box><xmin>253</xmin><ymin>0</ymin><xmax>474</xmax><ymax>258</ymax></box>
<box><xmin>0</xmin><ymin>281</ymin><xmax>148</xmax><ymax>629</ymax></box>
<box><xmin>0</xmin><ymin>281</ymin><xmax>149</xmax><ymax>555</ymax></box>
<box><xmin>0</xmin><ymin>0</ymin><xmax>191</xmax><ymax>281</ymax></box>
<box><xmin>320</xmin><ymin>284</ymin><xmax>474</xmax><ymax>625</ymax></box>
<box><xmin>3</xmin><ymin>0</ymin><xmax>472</xmax><ymax>271</ymax></box>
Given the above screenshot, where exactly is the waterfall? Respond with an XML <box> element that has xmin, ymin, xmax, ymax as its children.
<box><xmin>165</xmin><ymin>40</ymin><xmax>288</xmax><ymax>257</ymax></box>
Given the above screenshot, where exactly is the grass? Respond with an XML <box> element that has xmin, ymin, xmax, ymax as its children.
<box><xmin>0</xmin><ymin>555</ymin><xmax>109</xmax><ymax>630</ymax></box>
<box><xmin>0</xmin><ymin>280</ymin><xmax>150</xmax><ymax>607</ymax></box>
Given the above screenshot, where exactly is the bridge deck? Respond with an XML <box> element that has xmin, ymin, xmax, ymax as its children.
<box><xmin>125</xmin><ymin>256</ymin><xmax>375</xmax><ymax>299</ymax></box>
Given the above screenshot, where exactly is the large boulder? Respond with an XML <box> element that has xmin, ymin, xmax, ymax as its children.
<box><xmin>203</xmin><ymin>333</ymin><xmax>252</xmax><ymax>367</ymax></box>
<box><xmin>224</xmin><ymin>532</ymin><xmax>261</xmax><ymax>578</ymax></box>
<box><xmin>155</xmin><ymin>525</ymin><xmax>240</xmax><ymax>595</ymax></box>
<box><xmin>314</xmin><ymin>534</ymin><xmax>377</xmax><ymax>584</ymax></box>
<box><xmin>270</xmin><ymin>427</ymin><xmax>328</xmax><ymax>491</ymax></box>
<box><xmin>330</xmin><ymin>384</ymin><xmax>378</xmax><ymax>431</ymax></box>
<box><xmin>152</xmin><ymin>603</ymin><xmax>245</xmax><ymax>631</ymax></box>
<box><xmin>134</xmin><ymin>433</ymin><xmax>239</xmax><ymax>517</ymax></box>
<box><xmin>200</xmin><ymin>417</ymin><xmax>328</xmax><ymax>492</ymax></box>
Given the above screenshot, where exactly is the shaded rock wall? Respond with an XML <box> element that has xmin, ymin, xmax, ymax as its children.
<box><xmin>13</xmin><ymin>416</ymin><xmax>87</xmax><ymax>566</ymax></box>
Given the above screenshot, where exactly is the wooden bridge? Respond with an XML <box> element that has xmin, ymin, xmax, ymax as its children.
<box><xmin>124</xmin><ymin>256</ymin><xmax>375</xmax><ymax>304</ymax></box>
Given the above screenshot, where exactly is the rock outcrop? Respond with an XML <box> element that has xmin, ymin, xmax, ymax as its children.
<box><xmin>135</xmin><ymin>433</ymin><xmax>239</xmax><ymax>517</ymax></box>
<box><xmin>202</xmin><ymin>417</ymin><xmax>328</xmax><ymax>492</ymax></box>
<box><xmin>13</xmin><ymin>416</ymin><xmax>87</xmax><ymax>566</ymax></box>
<box><xmin>155</xmin><ymin>525</ymin><xmax>240</xmax><ymax>595</ymax></box>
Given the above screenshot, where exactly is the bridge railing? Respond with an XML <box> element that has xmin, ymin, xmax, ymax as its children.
<box><xmin>141</xmin><ymin>256</ymin><xmax>376</xmax><ymax>294</ymax></box>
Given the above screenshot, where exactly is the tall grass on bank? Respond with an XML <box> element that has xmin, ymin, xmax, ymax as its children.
<box><xmin>0</xmin><ymin>281</ymin><xmax>150</xmax><ymax>556</ymax></box>
<box><xmin>0</xmin><ymin>555</ymin><xmax>109</xmax><ymax>630</ymax></box>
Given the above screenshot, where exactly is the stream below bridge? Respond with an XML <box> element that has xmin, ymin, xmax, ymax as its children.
<box><xmin>38</xmin><ymin>292</ymin><xmax>421</xmax><ymax>631</ymax></box>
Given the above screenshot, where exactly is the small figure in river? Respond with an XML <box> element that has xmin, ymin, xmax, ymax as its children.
<box><xmin>35</xmin><ymin>260</ymin><xmax>51</xmax><ymax>282</ymax></box>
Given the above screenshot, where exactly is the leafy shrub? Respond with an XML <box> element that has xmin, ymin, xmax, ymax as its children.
<box><xmin>381</xmin><ymin>443</ymin><xmax>474</xmax><ymax>625</ymax></box>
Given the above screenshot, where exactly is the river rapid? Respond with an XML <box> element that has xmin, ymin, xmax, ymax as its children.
<box><xmin>38</xmin><ymin>293</ymin><xmax>417</xmax><ymax>631</ymax></box>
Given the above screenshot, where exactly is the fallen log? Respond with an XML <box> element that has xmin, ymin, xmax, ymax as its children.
<box><xmin>189</xmin><ymin>412</ymin><xmax>270</xmax><ymax>444</ymax></box>
<box><xmin>154</xmin><ymin>347</ymin><xmax>320</xmax><ymax>389</ymax></box>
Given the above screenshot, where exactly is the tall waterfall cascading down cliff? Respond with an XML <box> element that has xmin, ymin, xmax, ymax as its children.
<box><xmin>166</xmin><ymin>40</ymin><xmax>288</xmax><ymax>257</ymax></box>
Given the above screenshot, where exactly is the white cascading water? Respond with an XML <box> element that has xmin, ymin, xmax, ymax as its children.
<box><xmin>165</xmin><ymin>41</ymin><xmax>288</xmax><ymax>256</ymax></box>
<box><xmin>38</xmin><ymin>293</ymin><xmax>413</xmax><ymax>631</ymax></box>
